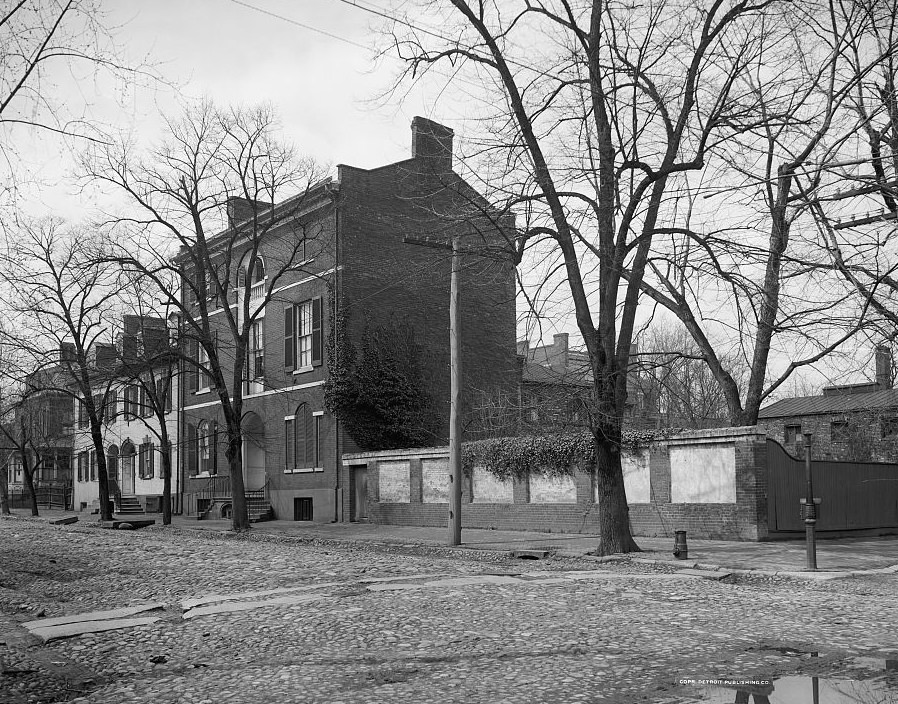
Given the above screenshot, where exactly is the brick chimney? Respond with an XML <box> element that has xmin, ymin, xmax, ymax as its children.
<box><xmin>876</xmin><ymin>344</ymin><xmax>892</xmax><ymax>389</ymax></box>
<box><xmin>226</xmin><ymin>197</ymin><xmax>262</xmax><ymax>228</ymax></box>
<box><xmin>551</xmin><ymin>333</ymin><xmax>569</xmax><ymax>372</ymax></box>
<box><xmin>411</xmin><ymin>117</ymin><xmax>454</xmax><ymax>170</ymax></box>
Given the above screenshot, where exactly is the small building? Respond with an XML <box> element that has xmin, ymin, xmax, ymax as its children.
<box><xmin>757</xmin><ymin>346</ymin><xmax>898</xmax><ymax>461</ymax></box>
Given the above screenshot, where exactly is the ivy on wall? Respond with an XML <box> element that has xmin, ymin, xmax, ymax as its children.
<box><xmin>462</xmin><ymin>429</ymin><xmax>678</xmax><ymax>479</ymax></box>
<box><xmin>324</xmin><ymin>302</ymin><xmax>439</xmax><ymax>451</ymax></box>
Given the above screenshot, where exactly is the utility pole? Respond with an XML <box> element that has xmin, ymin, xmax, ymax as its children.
<box><xmin>403</xmin><ymin>235</ymin><xmax>464</xmax><ymax>545</ymax></box>
<box><xmin>448</xmin><ymin>233</ymin><xmax>462</xmax><ymax>545</ymax></box>
<box><xmin>404</xmin><ymin>235</ymin><xmax>513</xmax><ymax>546</ymax></box>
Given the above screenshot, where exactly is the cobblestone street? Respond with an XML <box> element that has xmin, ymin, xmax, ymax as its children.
<box><xmin>2</xmin><ymin>517</ymin><xmax>897</xmax><ymax>704</ymax></box>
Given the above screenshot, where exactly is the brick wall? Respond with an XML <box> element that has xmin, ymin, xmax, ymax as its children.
<box><xmin>337</xmin><ymin>158</ymin><xmax>519</xmax><ymax>445</ymax></box>
<box><xmin>344</xmin><ymin>426</ymin><xmax>771</xmax><ymax>541</ymax></box>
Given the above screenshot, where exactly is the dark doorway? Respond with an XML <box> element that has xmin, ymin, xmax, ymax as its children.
<box><xmin>351</xmin><ymin>466</ymin><xmax>368</xmax><ymax>521</ymax></box>
<box><xmin>294</xmin><ymin>497</ymin><xmax>313</xmax><ymax>521</ymax></box>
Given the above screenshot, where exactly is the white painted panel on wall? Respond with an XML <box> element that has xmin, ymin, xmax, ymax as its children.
<box><xmin>530</xmin><ymin>473</ymin><xmax>577</xmax><ymax>503</ymax></box>
<box><xmin>378</xmin><ymin>460</ymin><xmax>411</xmax><ymax>503</ymax></box>
<box><xmin>670</xmin><ymin>443</ymin><xmax>736</xmax><ymax>503</ymax></box>
<box><xmin>422</xmin><ymin>457</ymin><xmax>450</xmax><ymax>503</ymax></box>
<box><xmin>621</xmin><ymin>449</ymin><xmax>651</xmax><ymax>504</ymax></box>
<box><xmin>472</xmin><ymin>466</ymin><xmax>513</xmax><ymax>503</ymax></box>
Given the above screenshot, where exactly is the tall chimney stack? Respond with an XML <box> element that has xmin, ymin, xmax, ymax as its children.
<box><xmin>411</xmin><ymin>117</ymin><xmax>454</xmax><ymax>171</ymax></box>
<box><xmin>876</xmin><ymin>344</ymin><xmax>892</xmax><ymax>389</ymax></box>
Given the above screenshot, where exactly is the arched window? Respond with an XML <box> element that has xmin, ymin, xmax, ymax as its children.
<box><xmin>121</xmin><ymin>440</ymin><xmax>136</xmax><ymax>479</ymax></box>
<box><xmin>285</xmin><ymin>404</ymin><xmax>320</xmax><ymax>470</ymax></box>
<box><xmin>251</xmin><ymin>255</ymin><xmax>265</xmax><ymax>283</ymax></box>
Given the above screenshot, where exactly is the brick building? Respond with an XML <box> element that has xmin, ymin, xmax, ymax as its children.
<box><xmin>516</xmin><ymin>334</ymin><xmax>593</xmax><ymax>432</ymax></box>
<box><xmin>180</xmin><ymin>117</ymin><xmax>518</xmax><ymax>523</ymax></box>
<box><xmin>1</xmin><ymin>364</ymin><xmax>73</xmax><ymax>506</ymax></box>
<box><xmin>758</xmin><ymin>346</ymin><xmax>898</xmax><ymax>461</ymax></box>
<box><xmin>515</xmin><ymin>333</ymin><xmax>654</xmax><ymax>432</ymax></box>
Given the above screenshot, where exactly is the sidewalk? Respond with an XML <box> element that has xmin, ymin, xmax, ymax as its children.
<box><xmin>173</xmin><ymin>516</ymin><xmax>898</xmax><ymax>575</ymax></box>
<box><xmin>10</xmin><ymin>509</ymin><xmax>898</xmax><ymax>576</ymax></box>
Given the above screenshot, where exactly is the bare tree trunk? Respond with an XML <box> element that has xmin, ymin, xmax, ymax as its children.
<box><xmin>594</xmin><ymin>431</ymin><xmax>640</xmax><ymax>554</ymax></box>
<box><xmin>225</xmin><ymin>421</ymin><xmax>248</xmax><ymax>531</ymax></box>
<box><xmin>0</xmin><ymin>465</ymin><xmax>11</xmax><ymax>515</ymax></box>
<box><xmin>22</xmin><ymin>457</ymin><xmax>39</xmax><ymax>517</ymax></box>
<box><xmin>161</xmin><ymin>438</ymin><xmax>172</xmax><ymax>525</ymax></box>
<box><xmin>90</xmin><ymin>421</ymin><xmax>112</xmax><ymax>521</ymax></box>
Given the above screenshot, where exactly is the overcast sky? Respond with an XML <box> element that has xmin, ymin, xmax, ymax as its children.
<box><xmin>7</xmin><ymin>0</ymin><xmax>878</xmax><ymax>389</ymax></box>
<box><xmin>19</xmin><ymin>0</ymin><xmax>470</xmax><ymax>220</ymax></box>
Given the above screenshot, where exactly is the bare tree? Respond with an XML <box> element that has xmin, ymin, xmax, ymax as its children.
<box><xmin>386</xmin><ymin>0</ymin><xmax>837</xmax><ymax>553</ymax></box>
<box><xmin>0</xmin><ymin>219</ymin><xmax>120</xmax><ymax>520</ymax></box>
<box><xmin>0</xmin><ymin>0</ymin><xmax>147</xmax><ymax>211</ymax></box>
<box><xmin>634</xmin><ymin>1</ymin><xmax>893</xmax><ymax>425</ymax></box>
<box><xmin>810</xmin><ymin>1</ymin><xmax>898</xmax><ymax>345</ymax></box>
<box><xmin>84</xmin><ymin>102</ymin><xmax>326</xmax><ymax>531</ymax></box>
<box><xmin>632</xmin><ymin>323</ymin><xmax>736</xmax><ymax>430</ymax></box>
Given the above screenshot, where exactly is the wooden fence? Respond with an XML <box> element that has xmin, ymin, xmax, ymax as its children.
<box><xmin>767</xmin><ymin>439</ymin><xmax>898</xmax><ymax>533</ymax></box>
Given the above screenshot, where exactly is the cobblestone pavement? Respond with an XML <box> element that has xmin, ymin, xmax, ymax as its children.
<box><xmin>1</xmin><ymin>517</ymin><xmax>897</xmax><ymax>704</ymax></box>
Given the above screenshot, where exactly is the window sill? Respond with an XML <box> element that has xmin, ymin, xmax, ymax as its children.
<box><xmin>284</xmin><ymin>467</ymin><xmax>324</xmax><ymax>474</ymax></box>
<box><xmin>194</xmin><ymin>388</ymin><xmax>211</xmax><ymax>396</ymax></box>
<box><xmin>292</xmin><ymin>366</ymin><xmax>314</xmax><ymax>376</ymax></box>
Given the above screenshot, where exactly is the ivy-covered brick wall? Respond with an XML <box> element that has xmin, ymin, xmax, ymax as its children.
<box><xmin>342</xmin><ymin>426</ymin><xmax>771</xmax><ymax>541</ymax></box>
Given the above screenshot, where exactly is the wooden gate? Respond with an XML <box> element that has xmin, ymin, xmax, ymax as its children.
<box><xmin>767</xmin><ymin>439</ymin><xmax>898</xmax><ymax>532</ymax></box>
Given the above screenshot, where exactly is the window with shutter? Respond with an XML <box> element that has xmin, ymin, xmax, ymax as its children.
<box><xmin>187</xmin><ymin>423</ymin><xmax>198</xmax><ymax>476</ymax></box>
<box><xmin>247</xmin><ymin>320</ymin><xmax>264</xmax><ymax>380</ymax></box>
<box><xmin>285</xmin><ymin>417</ymin><xmax>294</xmax><ymax>470</ymax></box>
<box><xmin>284</xmin><ymin>305</ymin><xmax>295</xmax><ymax>370</ymax></box>
<box><xmin>105</xmin><ymin>390</ymin><xmax>117</xmax><ymax>420</ymax></box>
<box><xmin>297</xmin><ymin>301</ymin><xmax>313</xmax><ymax>368</ymax></box>
<box><xmin>186</xmin><ymin>337</ymin><xmax>199</xmax><ymax>394</ymax></box>
<box><xmin>311</xmin><ymin>297</ymin><xmax>322</xmax><ymax>366</ymax></box>
<box><xmin>313</xmin><ymin>414</ymin><xmax>321</xmax><ymax>467</ymax></box>
<box><xmin>211</xmin><ymin>421</ymin><xmax>218</xmax><ymax>475</ymax></box>
<box><xmin>138</xmin><ymin>442</ymin><xmax>146</xmax><ymax>479</ymax></box>
<box><xmin>294</xmin><ymin>403</ymin><xmax>308</xmax><ymax>467</ymax></box>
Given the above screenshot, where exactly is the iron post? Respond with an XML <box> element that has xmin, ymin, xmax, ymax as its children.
<box><xmin>803</xmin><ymin>432</ymin><xmax>817</xmax><ymax>570</ymax></box>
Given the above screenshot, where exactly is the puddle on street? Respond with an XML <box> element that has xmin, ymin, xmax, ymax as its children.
<box><xmin>696</xmin><ymin>675</ymin><xmax>896</xmax><ymax>703</ymax></box>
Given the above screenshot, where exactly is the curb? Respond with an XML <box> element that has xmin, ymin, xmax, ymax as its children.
<box><xmin>37</xmin><ymin>517</ymin><xmax>898</xmax><ymax>578</ymax></box>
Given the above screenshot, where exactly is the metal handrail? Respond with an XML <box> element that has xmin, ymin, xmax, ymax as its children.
<box><xmin>245</xmin><ymin>477</ymin><xmax>270</xmax><ymax>502</ymax></box>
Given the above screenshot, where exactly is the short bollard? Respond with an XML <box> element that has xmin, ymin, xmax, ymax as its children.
<box><xmin>673</xmin><ymin>530</ymin><xmax>688</xmax><ymax>560</ymax></box>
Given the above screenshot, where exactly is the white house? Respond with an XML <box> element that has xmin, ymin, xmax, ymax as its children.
<box><xmin>71</xmin><ymin>316</ymin><xmax>181</xmax><ymax>515</ymax></box>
